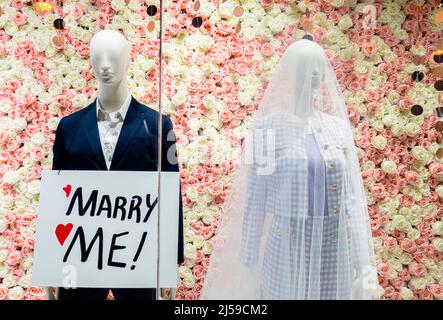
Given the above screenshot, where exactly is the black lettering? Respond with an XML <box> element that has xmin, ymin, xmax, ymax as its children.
<box><xmin>112</xmin><ymin>196</ymin><xmax>127</xmax><ymax>220</ymax></box>
<box><xmin>143</xmin><ymin>195</ymin><xmax>158</xmax><ymax>223</ymax></box>
<box><xmin>108</xmin><ymin>232</ymin><xmax>128</xmax><ymax>268</ymax></box>
<box><xmin>128</xmin><ymin>196</ymin><xmax>142</xmax><ymax>223</ymax></box>
<box><xmin>65</xmin><ymin>188</ymin><xmax>98</xmax><ymax>216</ymax></box>
<box><xmin>96</xmin><ymin>195</ymin><xmax>111</xmax><ymax>217</ymax></box>
<box><xmin>63</xmin><ymin>227</ymin><xmax>104</xmax><ymax>270</ymax></box>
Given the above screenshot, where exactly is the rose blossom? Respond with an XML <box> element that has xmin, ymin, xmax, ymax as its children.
<box><xmin>12</xmin><ymin>12</ymin><xmax>27</xmax><ymax>26</ymax></box>
<box><xmin>0</xmin><ymin>285</ymin><xmax>7</xmax><ymax>300</ymax></box>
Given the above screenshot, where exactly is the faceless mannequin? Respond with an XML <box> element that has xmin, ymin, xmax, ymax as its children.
<box><xmin>90</xmin><ymin>30</ymin><xmax>130</xmax><ymax>112</ymax></box>
<box><xmin>289</xmin><ymin>40</ymin><xmax>325</xmax><ymax>131</ymax></box>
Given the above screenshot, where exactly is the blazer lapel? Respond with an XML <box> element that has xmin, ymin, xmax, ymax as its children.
<box><xmin>110</xmin><ymin>96</ymin><xmax>144</xmax><ymax>170</ymax></box>
<box><xmin>81</xmin><ymin>100</ymin><xmax>107</xmax><ymax>169</ymax></box>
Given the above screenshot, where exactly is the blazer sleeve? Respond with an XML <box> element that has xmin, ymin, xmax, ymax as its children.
<box><xmin>52</xmin><ymin>118</ymin><xmax>69</xmax><ymax>170</ymax></box>
<box><xmin>162</xmin><ymin>116</ymin><xmax>184</xmax><ymax>264</ymax></box>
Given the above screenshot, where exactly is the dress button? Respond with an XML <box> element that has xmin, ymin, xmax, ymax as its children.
<box><xmin>332</xmin><ymin>205</ymin><xmax>339</xmax><ymax>214</ymax></box>
<box><xmin>323</xmin><ymin>144</ymin><xmax>329</xmax><ymax>150</ymax></box>
<box><xmin>330</xmin><ymin>183</ymin><xmax>337</xmax><ymax>191</ymax></box>
<box><xmin>329</xmin><ymin>162</ymin><xmax>336</xmax><ymax>169</ymax></box>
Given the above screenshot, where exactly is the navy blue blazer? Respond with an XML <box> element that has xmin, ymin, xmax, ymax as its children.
<box><xmin>52</xmin><ymin>96</ymin><xmax>184</xmax><ymax>264</ymax></box>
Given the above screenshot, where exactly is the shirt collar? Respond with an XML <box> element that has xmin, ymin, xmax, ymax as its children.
<box><xmin>96</xmin><ymin>92</ymin><xmax>132</xmax><ymax>121</ymax></box>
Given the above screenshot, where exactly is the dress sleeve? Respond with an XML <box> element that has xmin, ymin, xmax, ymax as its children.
<box><xmin>239</xmin><ymin>121</ymin><xmax>271</xmax><ymax>267</ymax></box>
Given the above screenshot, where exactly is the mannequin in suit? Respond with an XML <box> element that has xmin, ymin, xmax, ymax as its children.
<box><xmin>51</xmin><ymin>30</ymin><xmax>184</xmax><ymax>300</ymax></box>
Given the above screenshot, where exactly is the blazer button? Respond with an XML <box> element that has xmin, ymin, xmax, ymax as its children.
<box><xmin>329</xmin><ymin>162</ymin><xmax>336</xmax><ymax>169</ymax></box>
<box><xmin>332</xmin><ymin>205</ymin><xmax>339</xmax><ymax>214</ymax></box>
<box><xmin>329</xmin><ymin>183</ymin><xmax>337</xmax><ymax>191</ymax></box>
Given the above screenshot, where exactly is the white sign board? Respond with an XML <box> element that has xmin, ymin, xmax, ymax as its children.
<box><xmin>32</xmin><ymin>170</ymin><xmax>179</xmax><ymax>288</ymax></box>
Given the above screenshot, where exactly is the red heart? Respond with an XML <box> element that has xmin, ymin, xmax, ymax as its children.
<box><xmin>63</xmin><ymin>184</ymin><xmax>72</xmax><ymax>197</ymax></box>
<box><xmin>55</xmin><ymin>223</ymin><xmax>73</xmax><ymax>245</ymax></box>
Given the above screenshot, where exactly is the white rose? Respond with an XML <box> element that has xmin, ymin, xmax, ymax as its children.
<box><xmin>432</xmin><ymin>221</ymin><xmax>443</xmax><ymax>235</ymax></box>
<box><xmin>202</xmin><ymin>241</ymin><xmax>213</xmax><ymax>255</ymax></box>
<box><xmin>12</xmin><ymin>117</ymin><xmax>27</xmax><ymax>131</ymax></box>
<box><xmin>171</xmin><ymin>92</ymin><xmax>187</xmax><ymax>106</ymax></box>
<box><xmin>2</xmin><ymin>273</ymin><xmax>17</xmax><ymax>288</ymax></box>
<box><xmin>338</xmin><ymin>15</ymin><xmax>353</xmax><ymax>31</ymax></box>
<box><xmin>178</xmin><ymin>265</ymin><xmax>192</xmax><ymax>278</ymax></box>
<box><xmin>0</xmin><ymin>263</ymin><xmax>7</xmax><ymax>278</ymax></box>
<box><xmin>0</xmin><ymin>99</ymin><xmax>11</xmax><ymax>113</ymax></box>
<box><xmin>405</xmin><ymin>122</ymin><xmax>420</xmax><ymax>137</ymax></box>
<box><xmin>27</xmin><ymin>179</ymin><xmax>41</xmax><ymax>195</ymax></box>
<box><xmin>435</xmin><ymin>185</ymin><xmax>443</xmax><ymax>199</ymax></box>
<box><xmin>18</xmin><ymin>273</ymin><xmax>32</xmax><ymax>288</ymax></box>
<box><xmin>184</xmin><ymin>243</ymin><xmax>197</xmax><ymax>260</ymax></box>
<box><xmin>399</xmin><ymin>287</ymin><xmax>414</xmax><ymax>300</ymax></box>
<box><xmin>0</xmin><ymin>249</ymin><xmax>8</xmax><ymax>262</ymax></box>
<box><xmin>199</xmin><ymin>36</ymin><xmax>214</xmax><ymax>51</ymax></box>
<box><xmin>431</xmin><ymin>238</ymin><xmax>443</xmax><ymax>252</ymax></box>
<box><xmin>408</xmin><ymin>277</ymin><xmax>427</xmax><ymax>291</ymax></box>
<box><xmin>381</xmin><ymin>160</ymin><xmax>397</xmax><ymax>174</ymax></box>
<box><xmin>182</xmin><ymin>274</ymin><xmax>196</xmax><ymax>289</ymax></box>
<box><xmin>3</xmin><ymin>171</ymin><xmax>20</xmax><ymax>184</ymax></box>
<box><xmin>371</xmin><ymin>135</ymin><xmax>387</xmax><ymax>150</ymax></box>
<box><xmin>238</xmin><ymin>91</ymin><xmax>252</xmax><ymax>105</ymax></box>
<box><xmin>407</xmin><ymin>229</ymin><xmax>421</xmax><ymax>240</ymax></box>
<box><xmin>19</xmin><ymin>255</ymin><xmax>33</xmax><ymax>270</ymax></box>
<box><xmin>7</xmin><ymin>286</ymin><xmax>24</xmax><ymax>300</ymax></box>
<box><xmin>411</xmin><ymin>146</ymin><xmax>429</xmax><ymax>162</ymax></box>
<box><xmin>30</xmin><ymin>132</ymin><xmax>45</xmax><ymax>145</ymax></box>
<box><xmin>47</xmin><ymin>117</ymin><xmax>60</xmax><ymax>131</ymax></box>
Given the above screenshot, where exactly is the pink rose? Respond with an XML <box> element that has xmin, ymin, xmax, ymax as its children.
<box><xmin>183</xmin><ymin>291</ymin><xmax>198</xmax><ymax>300</ymax></box>
<box><xmin>187</xmin><ymin>79</ymin><xmax>200</xmax><ymax>92</ymax></box>
<box><xmin>261</xmin><ymin>43</ymin><xmax>274</xmax><ymax>57</ymax></box>
<box><xmin>71</xmin><ymin>4</ymin><xmax>85</xmax><ymax>19</ymax></box>
<box><xmin>408</xmin><ymin>262</ymin><xmax>427</xmax><ymax>277</ymax></box>
<box><xmin>377</xmin><ymin>262</ymin><xmax>390</xmax><ymax>277</ymax></box>
<box><xmin>0</xmin><ymin>285</ymin><xmax>8</xmax><ymax>300</ymax></box>
<box><xmin>97</xmin><ymin>12</ymin><xmax>108</xmax><ymax>27</ymax></box>
<box><xmin>193</xmin><ymin>265</ymin><xmax>207</xmax><ymax>281</ymax></box>
<box><xmin>361</xmin><ymin>42</ymin><xmax>377</xmax><ymax>57</ymax></box>
<box><xmin>201</xmin><ymin>227</ymin><xmax>214</xmax><ymax>240</ymax></box>
<box><xmin>6</xmin><ymin>250</ymin><xmax>22</xmax><ymax>267</ymax></box>
<box><xmin>429</xmin><ymin>284</ymin><xmax>443</xmax><ymax>299</ymax></box>
<box><xmin>260</xmin><ymin>0</ymin><xmax>273</xmax><ymax>8</ymax></box>
<box><xmin>400</xmin><ymin>238</ymin><xmax>417</xmax><ymax>253</ymax></box>
<box><xmin>30</xmin><ymin>147</ymin><xmax>45</xmax><ymax>161</ymax></box>
<box><xmin>12</xmin><ymin>12</ymin><xmax>27</xmax><ymax>26</ymax></box>
<box><xmin>76</xmin><ymin>44</ymin><xmax>89</xmax><ymax>58</ymax></box>
<box><xmin>390</xmin><ymin>277</ymin><xmax>404</xmax><ymax>290</ymax></box>
<box><xmin>384</xmin><ymin>238</ymin><xmax>397</xmax><ymax>251</ymax></box>
<box><xmin>418</xmin><ymin>290</ymin><xmax>433</xmax><ymax>300</ymax></box>
<box><xmin>404</xmin><ymin>171</ymin><xmax>420</xmax><ymax>185</ymax></box>
<box><xmin>24</xmin><ymin>287</ymin><xmax>47</xmax><ymax>300</ymax></box>
<box><xmin>219</xmin><ymin>110</ymin><xmax>233</xmax><ymax>123</ymax></box>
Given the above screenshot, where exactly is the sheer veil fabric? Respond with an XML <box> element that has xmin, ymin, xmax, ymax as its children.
<box><xmin>201</xmin><ymin>39</ymin><xmax>380</xmax><ymax>300</ymax></box>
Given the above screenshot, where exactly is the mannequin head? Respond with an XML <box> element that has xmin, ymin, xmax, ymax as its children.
<box><xmin>286</xmin><ymin>39</ymin><xmax>326</xmax><ymax>91</ymax></box>
<box><xmin>90</xmin><ymin>30</ymin><xmax>130</xmax><ymax>87</ymax></box>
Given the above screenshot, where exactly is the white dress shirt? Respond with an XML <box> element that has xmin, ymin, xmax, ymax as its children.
<box><xmin>96</xmin><ymin>93</ymin><xmax>132</xmax><ymax>170</ymax></box>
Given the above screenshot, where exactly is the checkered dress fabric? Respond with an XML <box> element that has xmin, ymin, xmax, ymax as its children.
<box><xmin>240</xmin><ymin>112</ymin><xmax>356</xmax><ymax>299</ymax></box>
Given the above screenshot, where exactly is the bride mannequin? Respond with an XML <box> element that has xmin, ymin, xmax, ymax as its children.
<box><xmin>201</xmin><ymin>39</ymin><xmax>380</xmax><ymax>300</ymax></box>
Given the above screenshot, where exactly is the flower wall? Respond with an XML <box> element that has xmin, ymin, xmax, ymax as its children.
<box><xmin>0</xmin><ymin>0</ymin><xmax>442</xmax><ymax>300</ymax></box>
